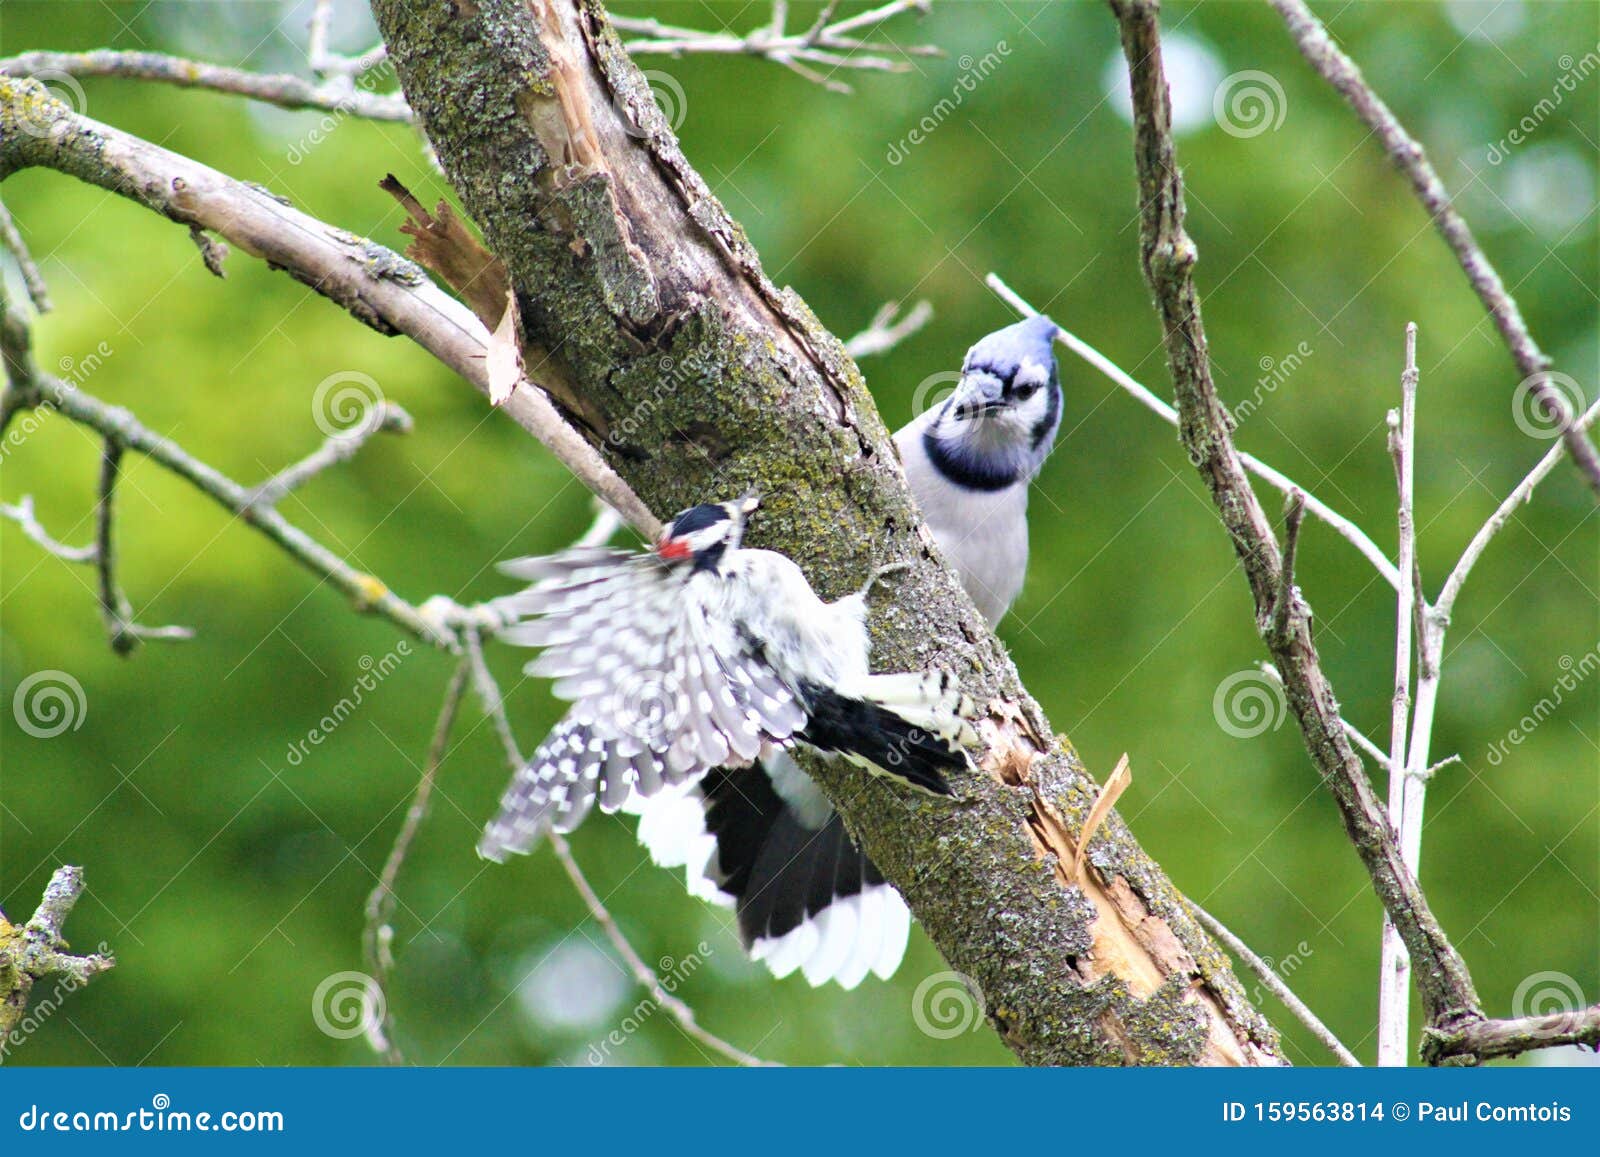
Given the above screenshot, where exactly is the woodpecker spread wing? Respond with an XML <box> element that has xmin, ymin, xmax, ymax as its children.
<box><xmin>482</xmin><ymin>547</ymin><xmax>812</xmax><ymax>858</ymax></box>
<box><xmin>627</xmin><ymin>759</ymin><xmax>911</xmax><ymax>988</ymax></box>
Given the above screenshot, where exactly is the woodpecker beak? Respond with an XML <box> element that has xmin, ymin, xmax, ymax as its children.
<box><xmin>656</xmin><ymin>535</ymin><xmax>692</xmax><ymax>561</ymax></box>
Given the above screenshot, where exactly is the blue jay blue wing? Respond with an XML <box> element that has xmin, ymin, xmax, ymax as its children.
<box><xmin>627</xmin><ymin>762</ymin><xmax>912</xmax><ymax>988</ymax></box>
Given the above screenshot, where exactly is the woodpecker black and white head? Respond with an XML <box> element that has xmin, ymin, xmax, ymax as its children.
<box><xmin>652</xmin><ymin>493</ymin><xmax>757</xmax><ymax>569</ymax></box>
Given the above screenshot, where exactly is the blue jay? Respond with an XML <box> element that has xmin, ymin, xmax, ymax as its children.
<box><xmin>627</xmin><ymin>316</ymin><xmax>1064</xmax><ymax>988</ymax></box>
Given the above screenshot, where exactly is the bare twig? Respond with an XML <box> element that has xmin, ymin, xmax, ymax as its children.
<box><xmin>0</xmin><ymin>495</ymin><xmax>95</xmax><ymax>562</ymax></box>
<box><xmin>0</xmin><ymin>49</ymin><xmax>410</xmax><ymax>122</ymax></box>
<box><xmin>842</xmin><ymin>299</ymin><xmax>933</xmax><ymax>360</ymax></box>
<box><xmin>308</xmin><ymin>0</ymin><xmax>389</xmax><ymax>79</ymax></box>
<box><xmin>0</xmin><ymin>195</ymin><xmax>50</xmax><ymax>312</ymax></box>
<box><xmin>0</xmin><ymin>866</ymin><xmax>116</xmax><ymax>1054</ymax></box>
<box><xmin>362</xmin><ymin>660</ymin><xmax>470</xmax><ymax>1066</ymax></box>
<box><xmin>610</xmin><ymin>0</ymin><xmax>939</xmax><ymax>93</ymax></box>
<box><xmin>1269</xmin><ymin>491</ymin><xmax>1305</xmax><ymax>646</ymax></box>
<box><xmin>246</xmin><ymin>401</ymin><xmax>413</xmax><ymax>510</ymax></box>
<box><xmin>1340</xmin><ymin>720</ymin><xmax>1391</xmax><ymax>768</ymax></box>
<box><xmin>1107</xmin><ymin>0</ymin><xmax>1480</xmax><ymax>1039</ymax></box>
<box><xmin>1190</xmin><ymin>901</ymin><xmax>1359</xmax><ymax>1067</ymax></box>
<box><xmin>1377</xmin><ymin>323</ymin><xmax>1419</xmax><ymax>1066</ymax></box>
<box><xmin>0</xmin><ymin>78</ymin><xmax>657</xmax><ymax>537</ymax></box>
<box><xmin>985</xmin><ymin>273</ymin><xmax>1402</xmax><ymax>591</ymax></box>
<box><xmin>1269</xmin><ymin>0</ymin><xmax>1600</xmax><ymax>497</ymax></box>
<box><xmin>95</xmin><ymin>438</ymin><xmax>195</xmax><ymax>654</ymax></box>
<box><xmin>1424</xmin><ymin>1003</ymin><xmax>1600</xmax><ymax>1067</ymax></box>
<box><xmin>546</xmin><ymin>833</ymin><xmax>773</xmax><ymax>1066</ymax></box>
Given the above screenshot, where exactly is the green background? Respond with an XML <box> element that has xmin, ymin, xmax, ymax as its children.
<box><xmin>1</xmin><ymin>0</ymin><xmax>1595</xmax><ymax>1066</ymax></box>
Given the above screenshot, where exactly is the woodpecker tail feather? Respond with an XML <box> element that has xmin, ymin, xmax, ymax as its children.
<box><xmin>796</xmin><ymin>671</ymin><xmax>976</xmax><ymax>796</ymax></box>
<box><xmin>629</xmin><ymin>764</ymin><xmax>911</xmax><ymax>988</ymax></box>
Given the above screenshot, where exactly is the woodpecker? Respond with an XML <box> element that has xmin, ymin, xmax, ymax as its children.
<box><xmin>629</xmin><ymin>316</ymin><xmax>1065</xmax><ymax>988</ymax></box>
<box><xmin>478</xmin><ymin>494</ymin><xmax>977</xmax><ymax>862</ymax></box>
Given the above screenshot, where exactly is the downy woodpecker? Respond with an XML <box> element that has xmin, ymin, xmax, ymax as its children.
<box><xmin>478</xmin><ymin>494</ymin><xmax>978</xmax><ymax>862</ymax></box>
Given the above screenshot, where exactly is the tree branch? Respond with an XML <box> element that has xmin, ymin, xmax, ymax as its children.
<box><xmin>1268</xmin><ymin>0</ymin><xmax>1600</xmax><ymax>497</ymax></box>
<box><xmin>1107</xmin><ymin>0</ymin><xmax>1480</xmax><ymax>1041</ymax></box>
<box><xmin>361</xmin><ymin>0</ymin><xmax>1283</xmax><ymax>1065</ymax></box>
<box><xmin>0</xmin><ymin>194</ymin><xmax>50</xmax><ymax>311</ymax></box>
<box><xmin>609</xmin><ymin>0</ymin><xmax>939</xmax><ymax>93</ymax></box>
<box><xmin>1423</xmin><ymin>1004</ymin><xmax>1600</xmax><ymax>1066</ymax></box>
<box><xmin>0</xmin><ymin>866</ymin><xmax>115</xmax><ymax>1059</ymax></box>
<box><xmin>985</xmin><ymin>272</ymin><xmax>1402</xmax><ymax>591</ymax></box>
<box><xmin>0</xmin><ymin>49</ymin><xmax>411</xmax><ymax>122</ymax></box>
<box><xmin>843</xmin><ymin>299</ymin><xmax>934</xmax><ymax>360</ymax></box>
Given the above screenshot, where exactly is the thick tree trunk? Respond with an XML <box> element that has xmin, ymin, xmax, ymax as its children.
<box><xmin>366</xmin><ymin>0</ymin><xmax>1281</xmax><ymax>1067</ymax></box>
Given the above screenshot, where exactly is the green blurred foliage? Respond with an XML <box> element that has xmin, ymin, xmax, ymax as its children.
<box><xmin>1</xmin><ymin>0</ymin><xmax>1595</xmax><ymax>1067</ymax></box>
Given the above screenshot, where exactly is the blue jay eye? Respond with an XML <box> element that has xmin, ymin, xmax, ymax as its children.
<box><xmin>1012</xmin><ymin>383</ymin><xmax>1038</xmax><ymax>400</ymax></box>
